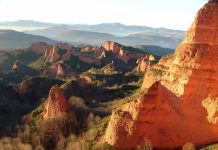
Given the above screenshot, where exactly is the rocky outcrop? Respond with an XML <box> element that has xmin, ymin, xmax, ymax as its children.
<box><xmin>56</xmin><ymin>63</ymin><xmax>77</xmax><ymax>78</ymax></box>
<box><xmin>29</xmin><ymin>42</ymin><xmax>50</xmax><ymax>54</ymax></box>
<box><xmin>43</xmin><ymin>85</ymin><xmax>68</xmax><ymax>119</ymax></box>
<box><xmin>44</xmin><ymin>64</ymin><xmax>59</xmax><ymax>77</ymax></box>
<box><xmin>15</xmin><ymin>77</ymin><xmax>63</xmax><ymax>103</ymax></box>
<box><xmin>105</xmin><ymin>1</ymin><xmax>218</xmax><ymax>149</ymax></box>
<box><xmin>100</xmin><ymin>41</ymin><xmax>148</xmax><ymax>64</ymax></box>
<box><xmin>44</xmin><ymin>63</ymin><xmax>78</xmax><ymax>79</ymax></box>
<box><xmin>44</xmin><ymin>43</ymin><xmax>78</xmax><ymax>62</ymax></box>
<box><xmin>57</xmin><ymin>63</ymin><xmax>67</xmax><ymax>77</ymax></box>
<box><xmin>44</xmin><ymin>46</ymin><xmax>61</xmax><ymax>62</ymax></box>
<box><xmin>141</xmin><ymin>54</ymin><xmax>173</xmax><ymax>90</ymax></box>
<box><xmin>99</xmin><ymin>41</ymin><xmax>129</xmax><ymax>64</ymax></box>
<box><xmin>102</xmin><ymin>41</ymin><xmax>122</xmax><ymax>54</ymax></box>
<box><xmin>136</xmin><ymin>56</ymin><xmax>150</xmax><ymax>72</ymax></box>
<box><xmin>44</xmin><ymin>43</ymin><xmax>101</xmax><ymax>65</ymax></box>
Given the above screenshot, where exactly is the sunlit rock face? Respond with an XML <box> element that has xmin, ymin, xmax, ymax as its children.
<box><xmin>44</xmin><ymin>43</ymin><xmax>101</xmax><ymax>65</ymax></box>
<box><xmin>136</xmin><ymin>55</ymin><xmax>155</xmax><ymax>72</ymax></box>
<box><xmin>136</xmin><ymin>57</ymin><xmax>149</xmax><ymax>72</ymax></box>
<box><xmin>44</xmin><ymin>46</ymin><xmax>61</xmax><ymax>62</ymax></box>
<box><xmin>184</xmin><ymin>1</ymin><xmax>218</xmax><ymax>45</ymax></box>
<box><xmin>44</xmin><ymin>43</ymin><xmax>76</xmax><ymax>62</ymax></box>
<box><xmin>105</xmin><ymin>1</ymin><xmax>218</xmax><ymax>149</ymax></box>
<box><xmin>102</xmin><ymin>41</ymin><xmax>122</xmax><ymax>54</ymax></box>
<box><xmin>43</xmin><ymin>85</ymin><xmax>68</xmax><ymax>119</ymax></box>
<box><xmin>102</xmin><ymin>41</ymin><xmax>130</xmax><ymax>64</ymax></box>
<box><xmin>162</xmin><ymin>0</ymin><xmax>218</xmax><ymax>98</ymax></box>
<box><xmin>100</xmin><ymin>41</ymin><xmax>147</xmax><ymax>64</ymax></box>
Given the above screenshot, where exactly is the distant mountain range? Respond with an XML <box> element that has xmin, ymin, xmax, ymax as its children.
<box><xmin>0</xmin><ymin>20</ymin><xmax>185</xmax><ymax>37</ymax></box>
<box><xmin>0</xmin><ymin>20</ymin><xmax>185</xmax><ymax>50</ymax></box>
<box><xmin>26</xmin><ymin>25</ymin><xmax>183</xmax><ymax>48</ymax></box>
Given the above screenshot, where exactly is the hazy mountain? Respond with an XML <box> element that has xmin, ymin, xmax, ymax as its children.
<box><xmin>0</xmin><ymin>20</ymin><xmax>185</xmax><ymax>37</ymax></box>
<box><xmin>26</xmin><ymin>26</ymin><xmax>118</xmax><ymax>45</ymax></box>
<box><xmin>0</xmin><ymin>30</ymin><xmax>56</xmax><ymax>50</ymax></box>
<box><xmin>121</xmin><ymin>33</ymin><xmax>181</xmax><ymax>49</ymax></box>
<box><xmin>0</xmin><ymin>20</ymin><xmax>184</xmax><ymax>48</ymax></box>
<box><xmin>0</xmin><ymin>20</ymin><xmax>57</xmax><ymax>27</ymax></box>
<box><xmin>27</xmin><ymin>26</ymin><xmax>181</xmax><ymax>48</ymax></box>
<box><xmin>69</xmin><ymin>23</ymin><xmax>185</xmax><ymax>38</ymax></box>
<box><xmin>0</xmin><ymin>20</ymin><xmax>58</xmax><ymax>31</ymax></box>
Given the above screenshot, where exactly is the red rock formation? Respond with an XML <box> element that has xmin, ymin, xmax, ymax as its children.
<box><xmin>17</xmin><ymin>79</ymin><xmax>31</xmax><ymax>93</ymax></box>
<box><xmin>102</xmin><ymin>41</ymin><xmax>129</xmax><ymax>63</ymax></box>
<box><xmin>44</xmin><ymin>43</ymin><xmax>101</xmax><ymax>65</ymax></box>
<box><xmin>43</xmin><ymin>85</ymin><xmax>68</xmax><ymax>119</ymax></box>
<box><xmin>100</xmin><ymin>41</ymin><xmax>147</xmax><ymax>64</ymax></box>
<box><xmin>44</xmin><ymin>46</ymin><xmax>60</xmax><ymax>62</ymax></box>
<box><xmin>103</xmin><ymin>41</ymin><xmax>122</xmax><ymax>54</ymax></box>
<box><xmin>30</xmin><ymin>42</ymin><xmax>50</xmax><ymax>54</ymax></box>
<box><xmin>136</xmin><ymin>56</ymin><xmax>149</xmax><ymax>72</ymax></box>
<box><xmin>105</xmin><ymin>1</ymin><xmax>218</xmax><ymax>149</ymax></box>
<box><xmin>141</xmin><ymin>54</ymin><xmax>173</xmax><ymax>90</ymax></box>
<box><xmin>44</xmin><ymin>64</ymin><xmax>59</xmax><ymax>77</ymax></box>
<box><xmin>57</xmin><ymin>63</ymin><xmax>67</xmax><ymax>77</ymax></box>
<box><xmin>44</xmin><ymin>43</ymin><xmax>77</xmax><ymax>62</ymax></box>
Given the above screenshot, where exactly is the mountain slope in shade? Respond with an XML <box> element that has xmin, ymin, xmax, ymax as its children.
<box><xmin>0</xmin><ymin>30</ymin><xmax>57</xmax><ymax>50</ymax></box>
<box><xmin>133</xmin><ymin>45</ymin><xmax>174</xmax><ymax>56</ymax></box>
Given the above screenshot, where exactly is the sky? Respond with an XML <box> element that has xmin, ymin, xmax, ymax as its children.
<box><xmin>0</xmin><ymin>0</ymin><xmax>207</xmax><ymax>30</ymax></box>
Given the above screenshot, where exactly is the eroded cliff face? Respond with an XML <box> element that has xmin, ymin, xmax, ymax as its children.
<box><xmin>44</xmin><ymin>43</ymin><xmax>100</xmax><ymax>65</ymax></box>
<box><xmin>105</xmin><ymin>1</ymin><xmax>218</xmax><ymax>149</ymax></box>
<box><xmin>136</xmin><ymin>54</ymin><xmax>155</xmax><ymax>72</ymax></box>
<box><xmin>44</xmin><ymin>46</ymin><xmax>61</xmax><ymax>62</ymax></box>
<box><xmin>100</xmin><ymin>41</ymin><xmax>147</xmax><ymax>64</ymax></box>
<box><xmin>103</xmin><ymin>41</ymin><xmax>122</xmax><ymax>54</ymax></box>
<box><xmin>43</xmin><ymin>85</ymin><xmax>68</xmax><ymax>119</ymax></box>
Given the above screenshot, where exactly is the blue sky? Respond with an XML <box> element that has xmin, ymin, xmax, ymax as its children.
<box><xmin>0</xmin><ymin>0</ymin><xmax>207</xmax><ymax>30</ymax></box>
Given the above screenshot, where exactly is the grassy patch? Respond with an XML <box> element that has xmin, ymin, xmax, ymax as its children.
<box><xmin>29</xmin><ymin>57</ymin><xmax>50</xmax><ymax>70</ymax></box>
<box><xmin>87</xmin><ymin>115</ymin><xmax>111</xmax><ymax>149</ymax></box>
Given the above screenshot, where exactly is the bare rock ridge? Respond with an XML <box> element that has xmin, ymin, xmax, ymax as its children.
<box><xmin>43</xmin><ymin>85</ymin><xmax>68</xmax><ymax>119</ymax></box>
<box><xmin>136</xmin><ymin>55</ymin><xmax>155</xmax><ymax>72</ymax></box>
<box><xmin>105</xmin><ymin>1</ymin><xmax>218</xmax><ymax>149</ymax></box>
<box><xmin>42</xmin><ymin>41</ymin><xmax>154</xmax><ymax>75</ymax></box>
<box><xmin>101</xmin><ymin>41</ymin><xmax>130</xmax><ymax>64</ymax></box>
<box><xmin>44</xmin><ymin>43</ymin><xmax>100</xmax><ymax>65</ymax></box>
<box><xmin>102</xmin><ymin>41</ymin><xmax>123</xmax><ymax>54</ymax></box>
<box><xmin>99</xmin><ymin>41</ymin><xmax>151</xmax><ymax>64</ymax></box>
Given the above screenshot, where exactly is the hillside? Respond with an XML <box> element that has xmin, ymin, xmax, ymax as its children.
<box><xmin>133</xmin><ymin>45</ymin><xmax>174</xmax><ymax>56</ymax></box>
<box><xmin>0</xmin><ymin>30</ymin><xmax>56</xmax><ymax>50</ymax></box>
